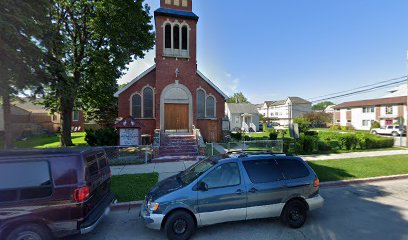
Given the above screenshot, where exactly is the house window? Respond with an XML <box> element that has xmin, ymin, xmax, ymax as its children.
<box><xmin>197</xmin><ymin>89</ymin><xmax>205</xmax><ymax>118</ymax></box>
<box><xmin>235</xmin><ymin>116</ymin><xmax>239</xmax><ymax>124</ymax></box>
<box><xmin>165</xmin><ymin>24</ymin><xmax>172</xmax><ymax>49</ymax></box>
<box><xmin>165</xmin><ymin>0</ymin><xmax>171</xmax><ymax>4</ymax></box>
<box><xmin>143</xmin><ymin>87</ymin><xmax>154</xmax><ymax>118</ymax></box>
<box><xmin>347</xmin><ymin>120</ymin><xmax>352</xmax><ymax>123</ymax></box>
<box><xmin>173</xmin><ymin>25</ymin><xmax>180</xmax><ymax>50</ymax></box>
<box><xmin>131</xmin><ymin>94</ymin><xmax>142</xmax><ymax>118</ymax></box>
<box><xmin>362</xmin><ymin>120</ymin><xmax>371</xmax><ymax>126</ymax></box>
<box><xmin>174</xmin><ymin>0</ymin><xmax>180</xmax><ymax>6</ymax></box>
<box><xmin>206</xmin><ymin>96</ymin><xmax>215</xmax><ymax>118</ymax></box>
<box><xmin>182</xmin><ymin>0</ymin><xmax>188</xmax><ymax>7</ymax></box>
<box><xmin>336</xmin><ymin>120</ymin><xmax>340</xmax><ymax>123</ymax></box>
<box><xmin>363</xmin><ymin>107</ymin><xmax>374</xmax><ymax>113</ymax></box>
<box><xmin>52</xmin><ymin>114</ymin><xmax>58</xmax><ymax>122</ymax></box>
<box><xmin>386</xmin><ymin>106</ymin><xmax>393</xmax><ymax>115</ymax></box>
<box><xmin>72</xmin><ymin>111</ymin><xmax>80</xmax><ymax>122</ymax></box>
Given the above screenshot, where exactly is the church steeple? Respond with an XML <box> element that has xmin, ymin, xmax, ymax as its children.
<box><xmin>155</xmin><ymin>0</ymin><xmax>198</xmax><ymax>62</ymax></box>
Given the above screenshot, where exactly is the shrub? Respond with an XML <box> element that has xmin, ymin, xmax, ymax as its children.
<box><xmin>371</xmin><ymin>121</ymin><xmax>381</xmax><ymax>129</ymax></box>
<box><xmin>296</xmin><ymin>135</ymin><xmax>319</xmax><ymax>154</ymax></box>
<box><xmin>318</xmin><ymin>141</ymin><xmax>332</xmax><ymax>152</ymax></box>
<box><xmin>356</xmin><ymin>133</ymin><xmax>394</xmax><ymax>149</ymax></box>
<box><xmin>231</xmin><ymin>131</ymin><xmax>243</xmax><ymax>141</ymax></box>
<box><xmin>269</xmin><ymin>129</ymin><xmax>278</xmax><ymax>140</ymax></box>
<box><xmin>337</xmin><ymin>134</ymin><xmax>358</xmax><ymax>150</ymax></box>
<box><xmin>294</xmin><ymin>117</ymin><xmax>311</xmax><ymax>133</ymax></box>
<box><xmin>305</xmin><ymin>130</ymin><xmax>318</xmax><ymax>136</ymax></box>
<box><xmin>85</xmin><ymin>128</ymin><xmax>117</xmax><ymax>146</ymax></box>
<box><xmin>244</xmin><ymin>135</ymin><xmax>252</xmax><ymax>141</ymax></box>
<box><xmin>330</xmin><ymin>125</ymin><xmax>342</xmax><ymax>131</ymax></box>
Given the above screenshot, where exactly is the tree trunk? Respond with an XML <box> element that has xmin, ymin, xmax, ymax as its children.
<box><xmin>2</xmin><ymin>90</ymin><xmax>14</xmax><ymax>149</ymax></box>
<box><xmin>60</xmin><ymin>96</ymin><xmax>74</xmax><ymax>146</ymax></box>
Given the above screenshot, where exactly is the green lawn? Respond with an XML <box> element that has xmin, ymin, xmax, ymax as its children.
<box><xmin>111</xmin><ymin>173</ymin><xmax>159</xmax><ymax>202</ymax></box>
<box><xmin>311</xmin><ymin>128</ymin><xmax>369</xmax><ymax>133</ymax></box>
<box><xmin>308</xmin><ymin>154</ymin><xmax>408</xmax><ymax>182</ymax></box>
<box><xmin>13</xmin><ymin>132</ymin><xmax>87</xmax><ymax>148</ymax></box>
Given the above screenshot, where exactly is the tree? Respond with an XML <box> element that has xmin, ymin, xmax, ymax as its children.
<box><xmin>43</xmin><ymin>0</ymin><xmax>155</xmax><ymax>146</ymax></box>
<box><xmin>226</xmin><ymin>92</ymin><xmax>250</xmax><ymax>103</ymax></box>
<box><xmin>303</xmin><ymin>112</ymin><xmax>333</xmax><ymax>127</ymax></box>
<box><xmin>0</xmin><ymin>0</ymin><xmax>51</xmax><ymax>148</ymax></box>
<box><xmin>312</xmin><ymin>101</ymin><xmax>335</xmax><ymax>111</ymax></box>
<box><xmin>294</xmin><ymin>117</ymin><xmax>311</xmax><ymax>133</ymax></box>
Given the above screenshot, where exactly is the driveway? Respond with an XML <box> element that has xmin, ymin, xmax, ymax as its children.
<box><xmin>70</xmin><ymin>179</ymin><xmax>408</xmax><ymax>240</ymax></box>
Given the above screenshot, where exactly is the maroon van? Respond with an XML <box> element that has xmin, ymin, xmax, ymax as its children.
<box><xmin>0</xmin><ymin>148</ymin><xmax>115</xmax><ymax>240</ymax></box>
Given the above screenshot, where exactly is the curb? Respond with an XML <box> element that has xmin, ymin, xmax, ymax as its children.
<box><xmin>111</xmin><ymin>201</ymin><xmax>143</xmax><ymax>211</ymax></box>
<box><xmin>320</xmin><ymin>174</ymin><xmax>408</xmax><ymax>188</ymax></box>
<box><xmin>110</xmin><ymin>174</ymin><xmax>408</xmax><ymax>210</ymax></box>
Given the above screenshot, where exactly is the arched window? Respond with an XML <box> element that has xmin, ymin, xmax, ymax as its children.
<box><xmin>143</xmin><ymin>87</ymin><xmax>154</xmax><ymax>118</ymax></box>
<box><xmin>206</xmin><ymin>96</ymin><xmax>215</xmax><ymax>118</ymax></box>
<box><xmin>182</xmin><ymin>26</ymin><xmax>188</xmax><ymax>50</ymax></box>
<box><xmin>131</xmin><ymin>94</ymin><xmax>142</xmax><ymax>119</ymax></box>
<box><xmin>197</xmin><ymin>89</ymin><xmax>205</xmax><ymax>118</ymax></box>
<box><xmin>165</xmin><ymin>24</ymin><xmax>172</xmax><ymax>49</ymax></box>
<box><xmin>173</xmin><ymin>25</ymin><xmax>180</xmax><ymax>49</ymax></box>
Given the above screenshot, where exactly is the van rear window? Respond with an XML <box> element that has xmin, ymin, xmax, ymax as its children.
<box><xmin>276</xmin><ymin>158</ymin><xmax>309</xmax><ymax>179</ymax></box>
<box><xmin>85</xmin><ymin>151</ymin><xmax>108</xmax><ymax>177</ymax></box>
<box><xmin>0</xmin><ymin>161</ymin><xmax>52</xmax><ymax>202</ymax></box>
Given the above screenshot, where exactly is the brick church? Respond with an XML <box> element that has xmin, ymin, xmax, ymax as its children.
<box><xmin>115</xmin><ymin>0</ymin><xmax>227</xmax><ymax>142</ymax></box>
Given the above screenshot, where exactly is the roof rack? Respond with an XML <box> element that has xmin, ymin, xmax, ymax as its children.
<box><xmin>226</xmin><ymin>150</ymin><xmax>292</xmax><ymax>157</ymax></box>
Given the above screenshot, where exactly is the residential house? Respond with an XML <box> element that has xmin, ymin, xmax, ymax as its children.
<box><xmin>333</xmin><ymin>96</ymin><xmax>407</xmax><ymax>130</ymax></box>
<box><xmin>115</xmin><ymin>0</ymin><xmax>227</xmax><ymax>142</ymax></box>
<box><xmin>256</xmin><ymin>97</ymin><xmax>312</xmax><ymax>126</ymax></box>
<box><xmin>225</xmin><ymin>103</ymin><xmax>259</xmax><ymax>132</ymax></box>
<box><xmin>0</xmin><ymin>99</ymin><xmax>85</xmax><ymax>139</ymax></box>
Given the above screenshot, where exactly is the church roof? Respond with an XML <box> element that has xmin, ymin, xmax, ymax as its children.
<box><xmin>154</xmin><ymin>8</ymin><xmax>199</xmax><ymax>20</ymax></box>
<box><xmin>114</xmin><ymin>65</ymin><xmax>228</xmax><ymax>100</ymax></box>
<box><xmin>114</xmin><ymin>65</ymin><xmax>156</xmax><ymax>97</ymax></box>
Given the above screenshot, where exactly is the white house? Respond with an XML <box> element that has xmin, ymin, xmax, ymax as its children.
<box><xmin>225</xmin><ymin>103</ymin><xmax>259</xmax><ymax>132</ymax></box>
<box><xmin>256</xmin><ymin>97</ymin><xmax>312</xmax><ymax>126</ymax></box>
<box><xmin>334</xmin><ymin>96</ymin><xmax>407</xmax><ymax>130</ymax></box>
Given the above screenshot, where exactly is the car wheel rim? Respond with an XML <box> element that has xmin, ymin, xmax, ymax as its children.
<box><xmin>16</xmin><ymin>231</ymin><xmax>42</xmax><ymax>240</ymax></box>
<box><xmin>289</xmin><ymin>208</ymin><xmax>304</xmax><ymax>222</ymax></box>
<box><xmin>173</xmin><ymin>218</ymin><xmax>187</xmax><ymax>235</ymax></box>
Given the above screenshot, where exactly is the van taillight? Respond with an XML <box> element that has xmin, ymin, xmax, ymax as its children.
<box><xmin>313</xmin><ymin>178</ymin><xmax>320</xmax><ymax>188</ymax></box>
<box><xmin>74</xmin><ymin>186</ymin><xmax>90</xmax><ymax>202</ymax></box>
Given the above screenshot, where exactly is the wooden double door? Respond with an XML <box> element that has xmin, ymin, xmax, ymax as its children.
<box><xmin>164</xmin><ymin>104</ymin><xmax>189</xmax><ymax>131</ymax></box>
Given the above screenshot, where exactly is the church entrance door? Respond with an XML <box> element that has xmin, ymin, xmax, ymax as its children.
<box><xmin>164</xmin><ymin>103</ymin><xmax>189</xmax><ymax>132</ymax></box>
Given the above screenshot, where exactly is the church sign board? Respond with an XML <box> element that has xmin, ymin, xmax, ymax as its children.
<box><xmin>114</xmin><ymin>116</ymin><xmax>144</xmax><ymax>146</ymax></box>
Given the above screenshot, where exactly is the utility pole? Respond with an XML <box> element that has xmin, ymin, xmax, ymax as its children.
<box><xmin>404</xmin><ymin>52</ymin><xmax>408</xmax><ymax>147</ymax></box>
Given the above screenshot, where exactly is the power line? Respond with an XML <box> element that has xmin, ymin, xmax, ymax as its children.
<box><xmin>308</xmin><ymin>76</ymin><xmax>407</xmax><ymax>101</ymax></box>
<box><xmin>311</xmin><ymin>78</ymin><xmax>407</xmax><ymax>103</ymax></box>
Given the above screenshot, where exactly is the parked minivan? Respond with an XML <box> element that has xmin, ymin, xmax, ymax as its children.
<box><xmin>0</xmin><ymin>148</ymin><xmax>115</xmax><ymax>240</ymax></box>
<box><xmin>141</xmin><ymin>151</ymin><xmax>324</xmax><ymax>240</ymax></box>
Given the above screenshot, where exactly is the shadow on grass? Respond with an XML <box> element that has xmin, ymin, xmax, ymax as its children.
<box><xmin>307</xmin><ymin>162</ymin><xmax>355</xmax><ymax>182</ymax></box>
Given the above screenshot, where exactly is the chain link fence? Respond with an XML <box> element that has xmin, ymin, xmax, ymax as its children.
<box><xmin>225</xmin><ymin>140</ymin><xmax>284</xmax><ymax>153</ymax></box>
<box><xmin>103</xmin><ymin>146</ymin><xmax>153</xmax><ymax>166</ymax></box>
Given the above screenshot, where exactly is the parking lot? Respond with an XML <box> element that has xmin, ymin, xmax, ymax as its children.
<box><xmin>70</xmin><ymin>178</ymin><xmax>408</xmax><ymax>240</ymax></box>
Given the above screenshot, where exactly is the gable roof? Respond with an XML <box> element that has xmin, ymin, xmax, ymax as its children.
<box><xmin>334</xmin><ymin>96</ymin><xmax>407</xmax><ymax>109</ymax></box>
<box><xmin>114</xmin><ymin>65</ymin><xmax>156</xmax><ymax>97</ymax></box>
<box><xmin>288</xmin><ymin>97</ymin><xmax>311</xmax><ymax>104</ymax></box>
<box><xmin>197</xmin><ymin>71</ymin><xmax>228</xmax><ymax>99</ymax></box>
<box><xmin>226</xmin><ymin>103</ymin><xmax>259</xmax><ymax>114</ymax></box>
<box><xmin>11</xmin><ymin>98</ymin><xmax>49</xmax><ymax>114</ymax></box>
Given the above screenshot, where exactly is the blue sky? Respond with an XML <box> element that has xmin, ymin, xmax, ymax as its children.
<box><xmin>119</xmin><ymin>0</ymin><xmax>408</xmax><ymax>104</ymax></box>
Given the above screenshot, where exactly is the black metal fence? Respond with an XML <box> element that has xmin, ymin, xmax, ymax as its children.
<box><xmin>103</xmin><ymin>146</ymin><xmax>153</xmax><ymax>166</ymax></box>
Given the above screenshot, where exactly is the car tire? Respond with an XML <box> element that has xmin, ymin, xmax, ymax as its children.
<box><xmin>392</xmin><ymin>132</ymin><xmax>399</xmax><ymax>137</ymax></box>
<box><xmin>281</xmin><ymin>200</ymin><xmax>308</xmax><ymax>229</ymax></box>
<box><xmin>372</xmin><ymin>131</ymin><xmax>377</xmax><ymax>135</ymax></box>
<box><xmin>165</xmin><ymin>210</ymin><xmax>196</xmax><ymax>240</ymax></box>
<box><xmin>6</xmin><ymin>224</ymin><xmax>52</xmax><ymax>240</ymax></box>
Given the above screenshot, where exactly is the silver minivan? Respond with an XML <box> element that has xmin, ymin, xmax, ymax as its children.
<box><xmin>140</xmin><ymin>152</ymin><xmax>324</xmax><ymax>240</ymax></box>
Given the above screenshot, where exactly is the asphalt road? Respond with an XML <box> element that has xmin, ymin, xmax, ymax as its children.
<box><xmin>69</xmin><ymin>179</ymin><xmax>408</xmax><ymax>240</ymax></box>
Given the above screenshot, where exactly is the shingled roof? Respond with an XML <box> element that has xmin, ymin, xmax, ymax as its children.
<box><xmin>226</xmin><ymin>103</ymin><xmax>259</xmax><ymax>114</ymax></box>
<box><xmin>334</xmin><ymin>96</ymin><xmax>407</xmax><ymax>109</ymax></box>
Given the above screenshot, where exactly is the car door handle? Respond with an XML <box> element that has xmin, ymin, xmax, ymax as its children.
<box><xmin>249</xmin><ymin>188</ymin><xmax>258</xmax><ymax>193</ymax></box>
<box><xmin>235</xmin><ymin>189</ymin><xmax>243</xmax><ymax>195</ymax></box>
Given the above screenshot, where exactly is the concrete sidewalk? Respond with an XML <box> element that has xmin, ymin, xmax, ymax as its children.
<box><xmin>301</xmin><ymin>149</ymin><xmax>408</xmax><ymax>161</ymax></box>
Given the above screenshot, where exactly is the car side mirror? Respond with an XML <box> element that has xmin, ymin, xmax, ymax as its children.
<box><xmin>198</xmin><ymin>181</ymin><xmax>208</xmax><ymax>192</ymax></box>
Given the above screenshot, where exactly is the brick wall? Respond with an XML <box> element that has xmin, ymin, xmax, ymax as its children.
<box><xmin>160</xmin><ymin>0</ymin><xmax>193</xmax><ymax>12</ymax></box>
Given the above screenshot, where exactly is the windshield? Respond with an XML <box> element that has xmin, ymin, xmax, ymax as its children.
<box><xmin>179</xmin><ymin>155</ymin><xmax>227</xmax><ymax>185</ymax></box>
